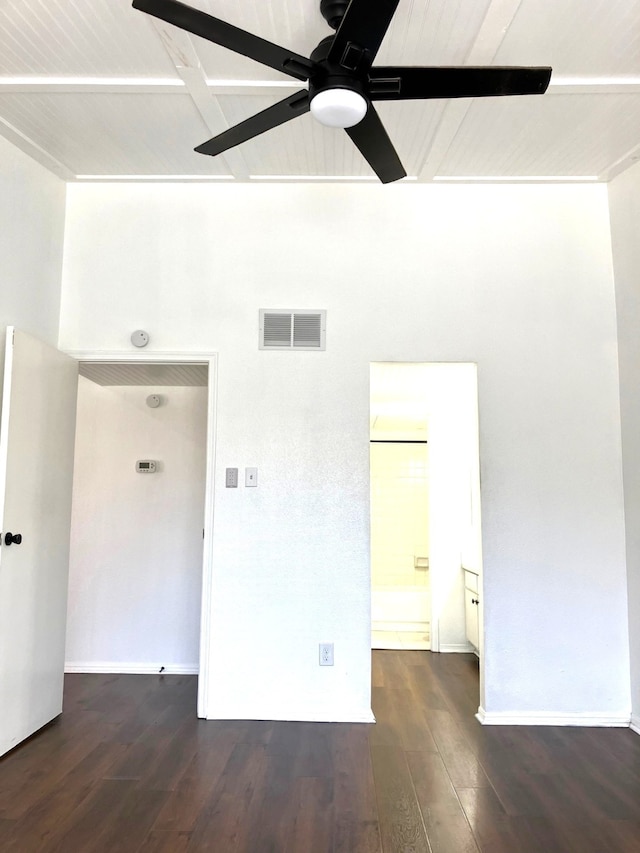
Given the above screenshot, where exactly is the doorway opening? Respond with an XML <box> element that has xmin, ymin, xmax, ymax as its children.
<box><xmin>370</xmin><ymin>362</ymin><xmax>483</xmax><ymax>664</ymax></box>
<box><xmin>63</xmin><ymin>354</ymin><xmax>216</xmax><ymax>718</ymax></box>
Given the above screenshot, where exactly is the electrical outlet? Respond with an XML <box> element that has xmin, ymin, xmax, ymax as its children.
<box><xmin>319</xmin><ymin>643</ymin><xmax>334</xmax><ymax>666</ymax></box>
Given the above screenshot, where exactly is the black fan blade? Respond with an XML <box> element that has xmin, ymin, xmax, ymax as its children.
<box><xmin>369</xmin><ymin>66</ymin><xmax>552</xmax><ymax>100</ymax></box>
<box><xmin>346</xmin><ymin>104</ymin><xmax>406</xmax><ymax>184</ymax></box>
<box><xmin>328</xmin><ymin>0</ymin><xmax>399</xmax><ymax>72</ymax></box>
<box><xmin>132</xmin><ymin>0</ymin><xmax>316</xmax><ymax>81</ymax></box>
<box><xmin>195</xmin><ymin>91</ymin><xmax>310</xmax><ymax>157</ymax></box>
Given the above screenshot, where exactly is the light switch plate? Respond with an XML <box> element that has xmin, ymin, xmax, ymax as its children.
<box><xmin>245</xmin><ymin>467</ymin><xmax>258</xmax><ymax>487</ymax></box>
<box><xmin>225</xmin><ymin>468</ymin><xmax>238</xmax><ymax>488</ymax></box>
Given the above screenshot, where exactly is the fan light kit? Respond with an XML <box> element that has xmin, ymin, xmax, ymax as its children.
<box><xmin>310</xmin><ymin>89</ymin><xmax>368</xmax><ymax>128</ymax></box>
<box><xmin>132</xmin><ymin>0</ymin><xmax>552</xmax><ymax>184</ymax></box>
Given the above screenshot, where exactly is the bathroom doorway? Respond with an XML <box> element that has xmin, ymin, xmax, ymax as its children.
<box><xmin>370</xmin><ymin>363</ymin><xmax>483</xmax><ymax>656</ymax></box>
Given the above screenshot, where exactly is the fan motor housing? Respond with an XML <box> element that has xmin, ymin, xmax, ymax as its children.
<box><xmin>320</xmin><ymin>0</ymin><xmax>350</xmax><ymax>29</ymax></box>
<box><xmin>308</xmin><ymin>72</ymin><xmax>367</xmax><ymax>103</ymax></box>
<box><xmin>309</xmin><ymin>36</ymin><xmax>368</xmax><ymax>102</ymax></box>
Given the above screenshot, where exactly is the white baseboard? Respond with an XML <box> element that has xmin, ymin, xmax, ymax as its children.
<box><xmin>204</xmin><ymin>706</ymin><xmax>376</xmax><ymax>724</ymax></box>
<box><xmin>631</xmin><ymin>713</ymin><xmax>640</xmax><ymax>735</ymax></box>
<box><xmin>439</xmin><ymin>643</ymin><xmax>475</xmax><ymax>653</ymax></box>
<box><xmin>476</xmin><ymin>706</ymin><xmax>631</xmax><ymax>727</ymax></box>
<box><xmin>65</xmin><ymin>662</ymin><xmax>199</xmax><ymax>675</ymax></box>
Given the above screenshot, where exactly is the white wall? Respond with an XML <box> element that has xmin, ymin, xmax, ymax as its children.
<box><xmin>609</xmin><ymin>162</ymin><xmax>640</xmax><ymax>731</ymax></box>
<box><xmin>65</xmin><ymin>378</ymin><xmax>207</xmax><ymax>673</ymax></box>
<box><xmin>422</xmin><ymin>365</ymin><xmax>481</xmax><ymax>653</ymax></box>
<box><xmin>370</xmin><ymin>442</ymin><xmax>429</xmax><ymax>588</ymax></box>
<box><xmin>0</xmin><ymin>136</ymin><xmax>66</xmax><ymax>386</ymax></box>
<box><xmin>59</xmin><ymin>182</ymin><xmax>629</xmax><ymax>723</ymax></box>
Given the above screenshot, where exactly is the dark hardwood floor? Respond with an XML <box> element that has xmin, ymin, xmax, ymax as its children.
<box><xmin>1</xmin><ymin>651</ymin><xmax>639</xmax><ymax>852</ymax></box>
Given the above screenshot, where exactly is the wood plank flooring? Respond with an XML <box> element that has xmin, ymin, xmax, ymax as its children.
<box><xmin>1</xmin><ymin>651</ymin><xmax>639</xmax><ymax>851</ymax></box>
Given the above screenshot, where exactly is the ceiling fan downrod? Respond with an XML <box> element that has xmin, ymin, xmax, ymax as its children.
<box><xmin>319</xmin><ymin>0</ymin><xmax>350</xmax><ymax>29</ymax></box>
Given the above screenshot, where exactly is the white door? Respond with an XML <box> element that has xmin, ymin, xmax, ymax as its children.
<box><xmin>0</xmin><ymin>327</ymin><xmax>78</xmax><ymax>757</ymax></box>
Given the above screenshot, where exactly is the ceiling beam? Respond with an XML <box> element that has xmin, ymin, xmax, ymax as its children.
<box><xmin>417</xmin><ymin>0</ymin><xmax>525</xmax><ymax>181</ymax></box>
<box><xmin>150</xmin><ymin>20</ymin><xmax>249</xmax><ymax>179</ymax></box>
<box><xmin>0</xmin><ymin>115</ymin><xmax>75</xmax><ymax>180</ymax></box>
<box><xmin>2</xmin><ymin>77</ymin><xmax>639</xmax><ymax>97</ymax></box>
<box><xmin>601</xmin><ymin>142</ymin><xmax>640</xmax><ymax>182</ymax></box>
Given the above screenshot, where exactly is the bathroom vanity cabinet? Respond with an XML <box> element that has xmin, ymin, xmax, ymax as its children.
<box><xmin>463</xmin><ymin>568</ymin><xmax>480</xmax><ymax>652</ymax></box>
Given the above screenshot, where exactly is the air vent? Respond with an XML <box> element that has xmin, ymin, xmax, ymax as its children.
<box><xmin>259</xmin><ymin>310</ymin><xmax>326</xmax><ymax>351</ymax></box>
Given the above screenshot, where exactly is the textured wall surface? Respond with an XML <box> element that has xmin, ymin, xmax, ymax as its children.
<box><xmin>0</xmin><ymin>136</ymin><xmax>66</xmax><ymax>385</ymax></box>
<box><xmin>59</xmin><ymin>182</ymin><xmax>628</xmax><ymax>721</ymax></box>
<box><xmin>65</xmin><ymin>379</ymin><xmax>207</xmax><ymax>672</ymax></box>
<box><xmin>609</xmin><ymin>162</ymin><xmax>640</xmax><ymax>729</ymax></box>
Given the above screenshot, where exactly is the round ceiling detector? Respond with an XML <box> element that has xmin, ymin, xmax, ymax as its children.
<box><xmin>131</xmin><ymin>330</ymin><xmax>149</xmax><ymax>348</ymax></box>
<box><xmin>310</xmin><ymin>88</ymin><xmax>367</xmax><ymax>128</ymax></box>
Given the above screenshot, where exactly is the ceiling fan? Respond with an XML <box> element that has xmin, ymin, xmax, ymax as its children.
<box><xmin>132</xmin><ymin>0</ymin><xmax>552</xmax><ymax>183</ymax></box>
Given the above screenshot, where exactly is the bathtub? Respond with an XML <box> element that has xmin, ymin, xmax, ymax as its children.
<box><xmin>371</xmin><ymin>585</ymin><xmax>431</xmax><ymax>633</ymax></box>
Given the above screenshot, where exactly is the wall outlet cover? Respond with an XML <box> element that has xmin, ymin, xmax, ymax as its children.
<box><xmin>319</xmin><ymin>643</ymin><xmax>334</xmax><ymax>666</ymax></box>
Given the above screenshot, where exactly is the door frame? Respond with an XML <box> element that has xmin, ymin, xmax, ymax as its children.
<box><xmin>369</xmin><ymin>362</ymin><xmax>484</xmax><ymax>675</ymax></box>
<box><xmin>66</xmin><ymin>349</ymin><xmax>218</xmax><ymax>719</ymax></box>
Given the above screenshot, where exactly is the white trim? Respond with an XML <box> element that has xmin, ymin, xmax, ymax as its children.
<box><xmin>430</xmin><ymin>611</ymin><xmax>439</xmax><ymax>653</ymax></box>
<box><xmin>204</xmin><ymin>706</ymin><xmax>376</xmax><ymax>723</ymax></box>
<box><xmin>433</xmin><ymin>176</ymin><xmax>599</xmax><ymax>183</ymax></box>
<box><xmin>198</xmin><ymin>357</ymin><xmax>218</xmax><ymax>719</ymax></box>
<box><xmin>65</xmin><ymin>662</ymin><xmax>198</xmax><ymax>675</ymax></box>
<box><xmin>4</xmin><ymin>75</ymin><xmax>639</xmax><ymax>95</ymax></box>
<box><xmin>439</xmin><ymin>643</ymin><xmax>475</xmax><ymax>653</ymax></box>
<box><xmin>371</xmin><ymin>621</ymin><xmax>429</xmax><ymax>633</ymax></box>
<box><xmin>631</xmin><ymin>713</ymin><xmax>640</xmax><ymax>735</ymax></box>
<box><xmin>65</xmin><ymin>349</ymin><xmax>217</xmax><ymax>363</ymax></box>
<box><xmin>0</xmin><ymin>76</ymin><xmax>184</xmax><ymax>91</ymax></box>
<box><xmin>75</xmin><ymin>175</ymin><xmax>234</xmax><ymax>182</ymax></box>
<box><xmin>63</xmin><ymin>348</ymin><xmax>218</xmax><ymax>718</ymax></box>
<box><xmin>476</xmin><ymin>707</ymin><xmax>631</xmax><ymax>727</ymax></box>
<box><xmin>0</xmin><ymin>117</ymin><xmax>75</xmax><ymax>181</ymax></box>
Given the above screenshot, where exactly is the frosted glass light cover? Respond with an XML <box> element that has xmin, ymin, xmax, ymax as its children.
<box><xmin>310</xmin><ymin>89</ymin><xmax>367</xmax><ymax>128</ymax></box>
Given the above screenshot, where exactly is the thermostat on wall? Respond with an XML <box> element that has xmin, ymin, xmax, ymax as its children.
<box><xmin>136</xmin><ymin>460</ymin><xmax>157</xmax><ymax>473</ymax></box>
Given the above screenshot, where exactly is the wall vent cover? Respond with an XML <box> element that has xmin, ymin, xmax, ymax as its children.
<box><xmin>259</xmin><ymin>310</ymin><xmax>326</xmax><ymax>351</ymax></box>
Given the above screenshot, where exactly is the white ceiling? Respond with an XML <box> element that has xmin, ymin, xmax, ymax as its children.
<box><xmin>78</xmin><ymin>361</ymin><xmax>208</xmax><ymax>386</ymax></box>
<box><xmin>1</xmin><ymin>0</ymin><xmax>639</xmax><ymax>184</ymax></box>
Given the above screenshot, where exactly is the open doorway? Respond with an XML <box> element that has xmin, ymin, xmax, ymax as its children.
<box><xmin>370</xmin><ymin>363</ymin><xmax>483</xmax><ymax>662</ymax></box>
<box><xmin>63</xmin><ymin>357</ymin><xmax>216</xmax><ymax>717</ymax></box>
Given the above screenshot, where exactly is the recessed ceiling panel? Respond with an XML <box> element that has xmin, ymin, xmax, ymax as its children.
<box><xmin>375</xmin><ymin>100</ymin><xmax>450</xmax><ymax>177</ymax></box>
<box><xmin>192</xmin><ymin>0</ymin><xmax>492</xmax><ymax>81</ymax></box>
<box><xmin>212</xmin><ymin>96</ymin><xmax>447</xmax><ymax>178</ymax></box>
<box><xmin>215</xmin><ymin>94</ymin><xmax>370</xmax><ymax>176</ymax></box>
<box><xmin>0</xmin><ymin>92</ymin><xmax>230</xmax><ymax>175</ymax></box>
<box><xmin>495</xmin><ymin>0</ymin><xmax>640</xmax><ymax>75</ymax></box>
<box><xmin>193</xmin><ymin>0</ymin><xmax>327</xmax><ymax>81</ymax></box>
<box><xmin>438</xmin><ymin>94</ymin><xmax>640</xmax><ymax>178</ymax></box>
<box><xmin>0</xmin><ymin>0</ymin><xmax>177</xmax><ymax>76</ymax></box>
<box><xmin>375</xmin><ymin>0</ymin><xmax>492</xmax><ymax>66</ymax></box>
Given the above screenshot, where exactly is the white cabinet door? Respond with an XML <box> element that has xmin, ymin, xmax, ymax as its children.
<box><xmin>465</xmin><ymin>588</ymin><xmax>479</xmax><ymax>650</ymax></box>
<box><xmin>0</xmin><ymin>328</ymin><xmax>78</xmax><ymax>757</ymax></box>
